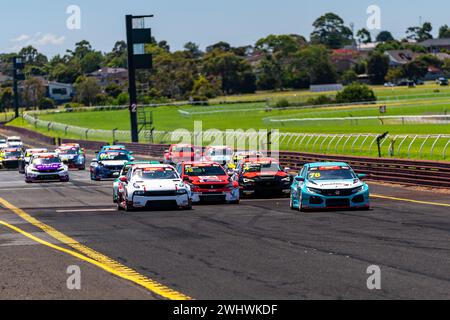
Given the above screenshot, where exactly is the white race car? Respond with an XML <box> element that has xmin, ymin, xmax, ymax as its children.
<box><xmin>6</xmin><ymin>136</ymin><xmax>23</xmax><ymax>148</ymax></box>
<box><xmin>25</xmin><ymin>153</ymin><xmax>69</xmax><ymax>183</ymax></box>
<box><xmin>117</xmin><ymin>164</ymin><xmax>192</xmax><ymax>212</ymax></box>
<box><xmin>0</xmin><ymin>139</ymin><xmax>8</xmax><ymax>150</ymax></box>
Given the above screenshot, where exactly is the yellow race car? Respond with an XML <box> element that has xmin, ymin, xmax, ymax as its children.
<box><xmin>0</xmin><ymin>148</ymin><xmax>23</xmax><ymax>169</ymax></box>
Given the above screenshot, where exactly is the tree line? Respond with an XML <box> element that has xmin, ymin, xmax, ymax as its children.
<box><xmin>1</xmin><ymin>13</ymin><xmax>450</xmax><ymax>111</ymax></box>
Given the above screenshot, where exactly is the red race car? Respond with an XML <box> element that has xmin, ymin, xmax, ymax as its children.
<box><xmin>236</xmin><ymin>157</ymin><xmax>292</xmax><ymax>198</ymax></box>
<box><xmin>164</xmin><ymin>144</ymin><xmax>196</xmax><ymax>165</ymax></box>
<box><xmin>176</xmin><ymin>161</ymin><xmax>240</xmax><ymax>204</ymax></box>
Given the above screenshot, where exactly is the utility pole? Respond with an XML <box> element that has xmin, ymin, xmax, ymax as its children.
<box><xmin>125</xmin><ymin>14</ymin><xmax>153</xmax><ymax>143</ymax></box>
<box><xmin>12</xmin><ymin>57</ymin><xmax>25</xmax><ymax>118</ymax></box>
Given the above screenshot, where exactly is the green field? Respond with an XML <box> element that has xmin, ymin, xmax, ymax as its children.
<box><xmin>7</xmin><ymin>83</ymin><xmax>450</xmax><ymax>160</ymax></box>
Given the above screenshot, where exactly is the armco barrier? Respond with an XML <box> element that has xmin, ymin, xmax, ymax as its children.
<box><xmin>279</xmin><ymin>152</ymin><xmax>450</xmax><ymax>188</ymax></box>
<box><xmin>3</xmin><ymin>125</ymin><xmax>449</xmax><ymax>188</ymax></box>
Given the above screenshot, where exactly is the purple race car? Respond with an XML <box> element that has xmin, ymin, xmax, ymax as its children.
<box><xmin>25</xmin><ymin>153</ymin><xmax>70</xmax><ymax>183</ymax></box>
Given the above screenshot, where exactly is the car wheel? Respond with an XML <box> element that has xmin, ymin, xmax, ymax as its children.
<box><xmin>125</xmin><ymin>198</ymin><xmax>135</xmax><ymax>212</ymax></box>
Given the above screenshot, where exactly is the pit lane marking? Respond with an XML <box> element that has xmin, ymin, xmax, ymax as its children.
<box><xmin>372</xmin><ymin>194</ymin><xmax>450</xmax><ymax>207</ymax></box>
<box><xmin>0</xmin><ymin>196</ymin><xmax>192</xmax><ymax>300</ymax></box>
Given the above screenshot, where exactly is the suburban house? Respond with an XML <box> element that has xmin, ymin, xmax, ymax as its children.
<box><xmin>46</xmin><ymin>82</ymin><xmax>75</xmax><ymax>103</ymax></box>
<box><xmin>419</xmin><ymin>38</ymin><xmax>450</xmax><ymax>53</ymax></box>
<box><xmin>331</xmin><ymin>49</ymin><xmax>362</xmax><ymax>72</ymax></box>
<box><xmin>89</xmin><ymin>67</ymin><xmax>128</xmax><ymax>87</ymax></box>
<box><xmin>18</xmin><ymin>80</ymin><xmax>74</xmax><ymax>104</ymax></box>
<box><xmin>384</xmin><ymin>50</ymin><xmax>420</xmax><ymax>67</ymax></box>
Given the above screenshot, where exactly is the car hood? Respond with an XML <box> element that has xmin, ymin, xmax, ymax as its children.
<box><xmin>99</xmin><ymin>160</ymin><xmax>127</xmax><ymax>166</ymax></box>
<box><xmin>137</xmin><ymin>179</ymin><xmax>183</xmax><ymax>191</ymax></box>
<box><xmin>306</xmin><ymin>179</ymin><xmax>363</xmax><ymax>190</ymax></box>
<box><xmin>60</xmin><ymin>154</ymin><xmax>78</xmax><ymax>159</ymax></box>
<box><xmin>208</xmin><ymin>155</ymin><xmax>232</xmax><ymax>162</ymax></box>
<box><xmin>188</xmin><ymin>175</ymin><xmax>229</xmax><ymax>184</ymax></box>
<box><xmin>243</xmin><ymin>171</ymin><xmax>288</xmax><ymax>179</ymax></box>
<box><xmin>34</xmin><ymin>163</ymin><xmax>63</xmax><ymax>171</ymax></box>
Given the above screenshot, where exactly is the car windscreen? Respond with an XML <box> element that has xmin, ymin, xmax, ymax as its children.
<box><xmin>208</xmin><ymin>148</ymin><xmax>232</xmax><ymax>156</ymax></box>
<box><xmin>99</xmin><ymin>152</ymin><xmax>129</xmax><ymax>161</ymax></box>
<box><xmin>5</xmin><ymin>151</ymin><xmax>21</xmax><ymax>157</ymax></box>
<box><xmin>33</xmin><ymin>158</ymin><xmax>61</xmax><ymax>165</ymax></box>
<box><xmin>61</xmin><ymin>149</ymin><xmax>78</xmax><ymax>155</ymax></box>
<box><xmin>185</xmin><ymin>165</ymin><xmax>225</xmax><ymax>176</ymax></box>
<box><xmin>134</xmin><ymin>168</ymin><xmax>179</xmax><ymax>180</ymax></box>
<box><xmin>172</xmin><ymin>147</ymin><xmax>194</xmax><ymax>153</ymax></box>
<box><xmin>243</xmin><ymin>163</ymin><xmax>281</xmax><ymax>173</ymax></box>
<box><xmin>308</xmin><ymin>168</ymin><xmax>356</xmax><ymax>181</ymax></box>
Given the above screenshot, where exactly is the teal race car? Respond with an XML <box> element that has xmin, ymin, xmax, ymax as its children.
<box><xmin>290</xmin><ymin>162</ymin><xmax>370</xmax><ymax>211</ymax></box>
<box><xmin>112</xmin><ymin>160</ymin><xmax>161</xmax><ymax>203</ymax></box>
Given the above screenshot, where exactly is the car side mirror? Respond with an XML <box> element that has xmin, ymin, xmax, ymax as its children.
<box><xmin>183</xmin><ymin>176</ymin><xmax>191</xmax><ymax>182</ymax></box>
<box><xmin>120</xmin><ymin>176</ymin><xmax>128</xmax><ymax>182</ymax></box>
<box><xmin>357</xmin><ymin>174</ymin><xmax>367</xmax><ymax>179</ymax></box>
<box><xmin>295</xmin><ymin>176</ymin><xmax>305</xmax><ymax>182</ymax></box>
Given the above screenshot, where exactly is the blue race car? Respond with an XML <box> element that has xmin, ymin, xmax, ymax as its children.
<box><xmin>290</xmin><ymin>162</ymin><xmax>370</xmax><ymax>211</ymax></box>
<box><xmin>90</xmin><ymin>149</ymin><xmax>135</xmax><ymax>181</ymax></box>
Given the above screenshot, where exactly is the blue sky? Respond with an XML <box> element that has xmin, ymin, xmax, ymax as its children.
<box><xmin>1</xmin><ymin>0</ymin><xmax>449</xmax><ymax>56</ymax></box>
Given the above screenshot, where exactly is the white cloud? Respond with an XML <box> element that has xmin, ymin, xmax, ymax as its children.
<box><xmin>9</xmin><ymin>32</ymin><xmax>66</xmax><ymax>50</ymax></box>
<box><xmin>33</xmin><ymin>33</ymin><xmax>66</xmax><ymax>46</ymax></box>
<box><xmin>11</xmin><ymin>34</ymin><xmax>31</xmax><ymax>42</ymax></box>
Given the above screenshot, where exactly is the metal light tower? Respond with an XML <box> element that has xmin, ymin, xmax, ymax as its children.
<box><xmin>12</xmin><ymin>57</ymin><xmax>25</xmax><ymax>118</ymax></box>
<box><xmin>125</xmin><ymin>14</ymin><xmax>153</xmax><ymax>143</ymax></box>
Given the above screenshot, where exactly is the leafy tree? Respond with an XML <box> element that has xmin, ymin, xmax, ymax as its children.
<box><xmin>158</xmin><ymin>40</ymin><xmax>171</xmax><ymax>52</ymax></box>
<box><xmin>191</xmin><ymin>75</ymin><xmax>220</xmax><ymax>99</ymax></box>
<box><xmin>367</xmin><ymin>52</ymin><xmax>390</xmax><ymax>84</ymax></box>
<box><xmin>23</xmin><ymin>78</ymin><xmax>46</xmax><ymax>109</ymax></box>
<box><xmin>38</xmin><ymin>97</ymin><xmax>56</xmax><ymax>110</ymax></box>
<box><xmin>255</xmin><ymin>55</ymin><xmax>283</xmax><ymax>90</ymax></box>
<box><xmin>443</xmin><ymin>59</ymin><xmax>450</xmax><ymax>75</ymax></box>
<box><xmin>255</xmin><ymin>34</ymin><xmax>305</xmax><ymax>55</ymax></box>
<box><xmin>68</xmin><ymin>40</ymin><xmax>93</xmax><ymax>60</ymax></box>
<box><xmin>184</xmin><ymin>42</ymin><xmax>203</xmax><ymax>58</ymax></box>
<box><xmin>341</xmin><ymin>69</ymin><xmax>358</xmax><ymax>85</ymax></box>
<box><xmin>150</xmin><ymin>50</ymin><xmax>197</xmax><ymax>99</ymax></box>
<box><xmin>206</xmin><ymin>41</ymin><xmax>231</xmax><ymax>53</ymax></box>
<box><xmin>356</xmin><ymin>29</ymin><xmax>372</xmax><ymax>44</ymax></box>
<box><xmin>0</xmin><ymin>88</ymin><xmax>14</xmax><ymax>112</ymax></box>
<box><xmin>296</xmin><ymin>45</ymin><xmax>337</xmax><ymax>85</ymax></box>
<box><xmin>75</xmin><ymin>77</ymin><xmax>101</xmax><ymax>106</ymax></box>
<box><xmin>376</xmin><ymin>31</ymin><xmax>395</xmax><ymax>42</ymax></box>
<box><xmin>438</xmin><ymin>25</ymin><xmax>450</xmax><ymax>39</ymax></box>
<box><xmin>335</xmin><ymin>83</ymin><xmax>376</xmax><ymax>103</ymax></box>
<box><xmin>19</xmin><ymin>46</ymin><xmax>48</xmax><ymax>66</ymax></box>
<box><xmin>105</xmin><ymin>41</ymin><xmax>128</xmax><ymax>68</ymax></box>
<box><xmin>80</xmin><ymin>51</ymin><xmax>104</xmax><ymax>74</ymax></box>
<box><xmin>385</xmin><ymin>68</ymin><xmax>405</xmax><ymax>83</ymax></box>
<box><xmin>310</xmin><ymin>13</ymin><xmax>353</xmax><ymax>49</ymax></box>
<box><xmin>202</xmin><ymin>50</ymin><xmax>256</xmax><ymax>94</ymax></box>
<box><xmin>105</xmin><ymin>83</ymin><xmax>123</xmax><ymax>98</ymax></box>
<box><xmin>406</xmin><ymin>22</ymin><xmax>433</xmax><ymax>42</ymax></box>
<box><xmin>402</xmin><ymin>60</ymin><xmax>429</xmax><ymax>80</ymax></box>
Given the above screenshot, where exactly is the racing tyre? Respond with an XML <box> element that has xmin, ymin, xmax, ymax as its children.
<box><xmin>125</xmin><ymin>198</ymin><xmax>135</xmax><ymax>212</ymax></box>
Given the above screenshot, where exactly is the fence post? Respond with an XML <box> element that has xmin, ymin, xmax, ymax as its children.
<box><xmin>407</xmin><ymin>136</ymin><xmax>418</xmax><ymax>159</ymax></box>
<box><xmin>418</xmin><ymin>135</ymin><xmax>431</xmax><ymax>159</ymax></box>
<box><xmin>443</xmin><ymin>139</ymin><xmax>450</xmax><ymax>160</ymax></box>
<box><xmin>430</xmin><ymin>135</ymin><xmax>441</xmax><ymax>158</ymax></box>
<box><xmin>397</xmin><ymin>136</ymin><xmax>409</xmax><ymax>157</ymax></box>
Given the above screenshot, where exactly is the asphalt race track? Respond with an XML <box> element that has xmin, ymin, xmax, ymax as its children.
<box><xmin>1</xmin><ymin>163</ymin><xmax>450</xmax><ymax>300</ymax></box>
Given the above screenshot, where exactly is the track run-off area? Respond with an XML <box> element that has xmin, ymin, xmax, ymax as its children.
<box><xmin>1</xmin><ymin>164</ymin><xmax>450</xmax><ymax>300</ymax></box>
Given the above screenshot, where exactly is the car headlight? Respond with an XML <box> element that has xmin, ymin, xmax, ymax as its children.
<box><xmin>307</xmin><ymin>187</ymin><xmax>323</xmax><ymax>194</ymax></box>
<box><xmin>243</xmin><ymin>178</ymin><xmax>255</xmax><ymax>183</ymax></box>
<box><xmin>352</xmin><ymin>186</ymin><xmax>365</xmax><ymax>194</ymax></box>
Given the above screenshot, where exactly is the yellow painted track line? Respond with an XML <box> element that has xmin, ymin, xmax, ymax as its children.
<box><xmin>0</xmin><ymin>197</ymin><xmax>191</xmax><ymax>300</ymax></box>
<box><xmin>372</xmin><ymin>194</ymin><xmax>450</xmax><ymax>207</ymax></box>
